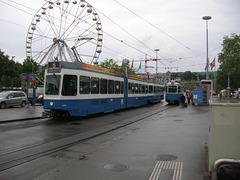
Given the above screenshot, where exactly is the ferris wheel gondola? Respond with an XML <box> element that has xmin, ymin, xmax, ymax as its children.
<box><xmin>26</xmin><ymin>0</ymin><xmax>103</xmax><ymax>65</ymax></box>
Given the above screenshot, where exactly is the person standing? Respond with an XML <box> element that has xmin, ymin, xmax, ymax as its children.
<box><xmin>180</xmin><ymin>94</ymin><xmax>186</xmax><ymax>108</ymax></box>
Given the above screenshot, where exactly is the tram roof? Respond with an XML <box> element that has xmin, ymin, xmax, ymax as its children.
<box><xmin>47</xmin><ymin>61</ymin><xmax>149</xmax><ymax>82</ymax></box>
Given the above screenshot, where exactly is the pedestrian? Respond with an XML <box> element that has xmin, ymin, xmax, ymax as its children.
<box><xmin>180</xmin><ymin>94</ymin><xmax>186</xmax><ymax>108</ymax></box>
<box><xmin>187</xmin><ymin>92</ymin><xmax>190</xmax><ymax>104</ymax></box>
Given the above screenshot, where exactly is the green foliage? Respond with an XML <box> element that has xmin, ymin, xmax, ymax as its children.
<box><xmin>184</xmin><ymin>81</ymin><xmax>195</xmax><ymax>91</ymax></box>
<box><xmin>98</xmin><ymin>58</ymin><xmax>136</xmax><ymax>73</ymax></box>
<box><xmin>171</xmin><ymin>71</ymin><xmax>205</xmax><ymax>81</ymax></box>
<box><xmin>0</xmin><ymin>50</ymin><xmax>44</xmax><ymax>88</ymax></box>
<box><xmin>98</xmin><ymin>59</ymin><xmax>122</xmax><ymax>71</ymax></box>
<box><xmin>183</xmin><ymin>71</ymin><xmax>195</xmax><ymax>81</ymax></box>
<box><xmin>217</xmin><ymin>34</ymin><xmax>240</xmax><ymax>90</ymax></box>
<box><xmin>21</xmin><ymin>57</ymin><xmax>39</xmax><ymax>75</ymax></box>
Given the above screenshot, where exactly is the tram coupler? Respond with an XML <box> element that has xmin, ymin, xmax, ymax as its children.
<box><xmin>42</xmin><ymin>109</ymin><xmax>52</xmax><ymax>118</ymax></box>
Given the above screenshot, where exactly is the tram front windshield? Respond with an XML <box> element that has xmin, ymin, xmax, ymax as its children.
<box><xmin>168</xmin><ymin>86</ymin><xmax>178</xmax><ymax>93</ymax></box>
<box><xmin>45</xmin><ymin>75</ymin><xmax>61</xmax><ymax>95</ymax></box>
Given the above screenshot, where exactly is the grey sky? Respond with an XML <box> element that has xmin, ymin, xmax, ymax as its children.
<box><xmin>0</xmin><ymin>0</ymin><xmax>239</xmax><ymax>73</ymax></box>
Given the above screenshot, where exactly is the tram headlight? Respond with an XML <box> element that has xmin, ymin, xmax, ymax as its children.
<box><xmin>50</xmin><ymin>102</ymin><xmax>54</xmax><ymax>106</ymax></box>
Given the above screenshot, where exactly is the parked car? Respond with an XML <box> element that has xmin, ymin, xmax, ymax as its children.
<box><xmin>0</xmin><ymin>91</ymin><xmax>27</xmax><ymax>109</ymax></box>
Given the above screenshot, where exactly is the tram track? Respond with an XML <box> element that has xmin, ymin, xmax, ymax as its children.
<box><xmin>0</xmin><ymin>105</ymin><xmax>174</xmax><ymax>172</ymax></box>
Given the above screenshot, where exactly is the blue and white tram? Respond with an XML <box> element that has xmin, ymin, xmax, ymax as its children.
<box><xmin>43</xmin><ymin>61</ymin><xmax>164</xmax><ymax>118</ymax></box>
<box><xmin>165</xmin><ymin>82</ymin><xmax>183</xmax><ymax>104</ymax></box>
<box><xmin>127</xmin><ymin>79</ymin><xmax>164</xmax><ymax>107</ymax></box>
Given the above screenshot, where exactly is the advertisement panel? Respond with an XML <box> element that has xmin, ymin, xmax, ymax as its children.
<box><xmin>193</xmin><ymin>90</ymin><xmax>202</xmax><ymax>103</ymax></box>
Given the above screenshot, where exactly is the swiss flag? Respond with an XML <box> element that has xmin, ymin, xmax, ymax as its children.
<box><xmin>210</xmin><ymin>58</ymin><xmax>215</xmax><ymax>70</ymax></box>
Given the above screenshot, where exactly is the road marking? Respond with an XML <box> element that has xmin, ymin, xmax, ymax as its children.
<box><xmin>149</xmin><ymin>161</ymin><xmax>183</xmax><ymax>180</ymax></box>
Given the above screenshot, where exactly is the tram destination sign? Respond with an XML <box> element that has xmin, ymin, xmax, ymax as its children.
<box><xmin>48</xmin><ymin>62</ymin><xmax>61</xmax><ymax>73</ymax></box>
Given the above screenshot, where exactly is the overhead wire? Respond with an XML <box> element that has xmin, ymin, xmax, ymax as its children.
<box><xmin>1</xmin><ymin>0</ymin><xmax>156</xmax><ymax>63</ymax></box>
<box><xmin>0</xmin><ymin>0</ymin><xmax>35</xmax><ymax>16</ymax></box>
<box><xmin>0</xmin><ymin>18</ymin><xmax>27</xmax><ymax>29</ymax></box>
<box><xmin>94</xmin><ymin>7</ymin><xmax>157</xmax><ymax>55</ymax></box>
<box><xmin>1</xmin><ymin>0</ymin><xmax>202</xmax><ymax>71</ymax></box>
<box><xmin>113</xmin><ymin>0</ymin><xmax>203</xmax><ymax>57</ymax></box>
<box><xmin>8</xmin><ymin>0</ymin><xmax>36</xmax><ymax>12</ymax></box>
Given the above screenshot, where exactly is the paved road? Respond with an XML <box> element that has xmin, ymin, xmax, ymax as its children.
<box><xmin>0</xmin><ymin>103</ymin><xmax>210</xmax><ymax>180</ymax></box>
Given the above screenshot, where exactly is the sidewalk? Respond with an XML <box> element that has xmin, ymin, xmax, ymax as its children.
<box><xmin>0</xmin><ymin>105</ymin><xmax>43</xmax><ymax>123</ymax></box>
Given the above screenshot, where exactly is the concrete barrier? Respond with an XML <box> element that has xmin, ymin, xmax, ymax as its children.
<box><xmin>208</xmin><ymin>101</ymin><xmax>240</xmax><ymax>171</ymax></box>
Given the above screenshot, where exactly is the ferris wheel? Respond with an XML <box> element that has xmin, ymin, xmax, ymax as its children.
<box><xmin>26</xmin><ymin>0</ymin><xmax>103</xmax><ymax>65</ymax></box>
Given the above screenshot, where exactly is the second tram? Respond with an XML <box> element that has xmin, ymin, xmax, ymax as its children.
<box><xmin>165</xmin><ymin>82</ymin><xmax>183</xmax><ymax>104</ymax></box>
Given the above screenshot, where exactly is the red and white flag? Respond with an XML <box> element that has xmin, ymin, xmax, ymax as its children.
<box><xmin>210</xmin><ymin>58</ymin><xmax>215</xmax><ymax>70</ymax></box>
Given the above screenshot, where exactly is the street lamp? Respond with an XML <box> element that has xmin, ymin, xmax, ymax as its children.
<box><xmin>122</xmin><ymin>59</ymin><xmax>129</xmax><ymax>78</ymax></box>
<box><xmin>155</xmin><ymin>49</ymin><xmax>159</xmax><ymax>81</ymax></box>
<box><xmin>202</xmin><ymin>16</ymin><xmax>211</xmax><ymax>80</ymax></box>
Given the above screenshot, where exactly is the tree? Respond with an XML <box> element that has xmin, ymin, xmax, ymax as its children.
<box><xmin>0</xmin><ymin>50</ymin><xmax>9</xmax><ymax>87</ymax></box>
<box><xmin>0</xmin><ymin>50</ymin><xmax>22</xmax><ymax>88</ymax></box>
<box><xmin>21</xmin><ymin>57</ymin><xmax>39</xmax><ymax>75</ymax></box>
<box><xmin>0</xmin><ymin>50</ymin><xmax>41</xmax><ymax>88</ymax></box>
<box><xmin>184</xmin><ymin>81</ymin><xmax>195</xmax><ymax>91</ymax></box>
<box><xmin>98</xmin><ymin>59</ymin><xmax>121</xmax><ymax>71</ymax></box>
<box><xmin>183</xmin><ymin>71</ymin><xmax>194</xmax><ymax>81</ymax></box>
<box><xmin>217</xmin><ymin>34</ymin><xmax>240</xmax><ymax>90</ymax></box>
<box><xmin>98</xmin><ymin>59</ymin><xmax>135</xmax><ymax>73</ymax></box>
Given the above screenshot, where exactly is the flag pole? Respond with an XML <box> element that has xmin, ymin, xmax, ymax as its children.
<box><xmin>214</xmin><ymin>57</ymin><xmax>216</xmax><ymax>94</ymax></box>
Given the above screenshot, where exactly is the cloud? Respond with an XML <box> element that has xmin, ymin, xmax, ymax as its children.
<box><xmin>0</xmin><ymin>0</ymin><xmax>239</xmax><ymax>72</ymax></box>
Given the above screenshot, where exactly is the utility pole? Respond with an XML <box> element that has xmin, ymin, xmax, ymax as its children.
<box><xmin>155</xmin><ymin>49</ymin><xmax>160</xmax><ymax>81</ymax></box>
<box><xmin>228</xmin><ymin>72</ymin><xmax>230</xmax><ymax>98</ymax></box>
<box><xmin>202</xmin><ymin>16</ymin><xmax>212</xmax><ymax>80</ymax></box>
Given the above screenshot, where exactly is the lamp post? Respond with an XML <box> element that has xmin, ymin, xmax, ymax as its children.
<box><xmin>122</xmin><ymin>59</ymin><xmax>130</xmax><ymax>78</ymax></box>
<box><xmin>202</xmin><ymin>16</ymin><xmax>211</xmax><ymax>80</ymax></box>
<box><xmin>155</xmin><ymin>49</ymin><xmax>159</xmax><ymax>81</ymax></box>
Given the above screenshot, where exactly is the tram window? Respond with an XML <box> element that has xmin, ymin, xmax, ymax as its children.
<box><xmin>130</xmin><ymin>83</ymin><xmax>134</xmax><ymax>94</ymax></box>
<box><xmin>168</xmin><ymin>87</ymin><xmax>177</xmax><ymax>93</ymax></box>
<box><xmin>91</xmin><ymin>77</ymin><xmax>99</xmax><ymax>94</ymax></box>
<box><xmin>62</xmin><ymin>75</ymin><xmax>77</xmax><ymax>96</ymax></box>
<box><xmin>149</xmin><ymin>85</ymin><xmax>153</xmax><ymax>94</ymax></box>
<box><xmin>178</xmin><ymin>86</ymin><xmax>181</xmax><ymax>93</ymax></box>
<box><xmin>120</xmin><ymin>82</ymin><xmax>123</xmax><ymax>94</ymax></box>
<box><xmin>155</xmin><ymin>86</ymin><xmax>159</xmax><ymax>93</ymax></box>
<box><xmin>133</xmin><ymin>84</ymin><xmax>138</xmax><ymax>94</ymax></box>
<box><xmin>141</xmin><ymin>85</ymin><xmax>145</xmax><ymax>94</ymax></box>
<box><xmin>144</xmin><ymin>85</ymin><xmax>148</xmax><ymax>94</ymax></box>
<box><xmin>45</xmin><ymin>75</ymin><xmax>61</xmax><ymax>95</ymax></box>
<box><xmin>108</xmin><ymin>80</ymin><xmax>114</xmax><ymax>94</ymax></box>
<box><xmin>139</xmin><ymin>84</ymin><xmax>142</xmax><ymax>94</ymax></box>
<box><xmin>132</xmin><ymin>83</ymin><xmax>135</xmax><ymax>94</ymax></box>
<box><xmin>115</xmin><ymin>81</ymin><xmax>120</xmax><ymax>94</ymax></box>
<box><xmin>138</xmin><ymin>84</ymin><xmax>141</xmax><ymax>94</ymax></box>
<box><xmin>160</xmin><ymin>87</ymin><xmax>164</xmax><ymax>92</ymax></box>
<box><xmin>100</xmin><ymin>79</ymin><xmax>107</xmax><ymax>94</ymax></box>
<box><xmin>80</xmin><ymin>76</ymin><xmax>90</xmax><ymax>94</ymax></box>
